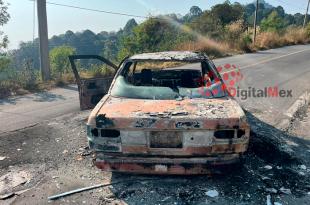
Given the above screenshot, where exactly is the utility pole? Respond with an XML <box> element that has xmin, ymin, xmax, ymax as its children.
<box><xmin>303</xmin><ymin>0</ymin><xmax>310</xmax><ymax>28</ymax></box>
<box><xmin>37</xmin><ymin>0</ymin><xmax>51</xmax><ymax>81</ymax></box>
<box><xmin>253</xmin><ymin>0</ymin><xmax>259</xmax><ymax>45</ymax></box>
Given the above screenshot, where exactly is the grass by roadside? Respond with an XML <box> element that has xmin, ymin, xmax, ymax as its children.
<box><xmin>176</xmin><ymin>28</ymin><xmax>310</xmax><ymax>58</ymax></box>
<box><xmin>0</xmin><ymin>67</ymin><xmax>114</xmax><ymax>99</ymax></box>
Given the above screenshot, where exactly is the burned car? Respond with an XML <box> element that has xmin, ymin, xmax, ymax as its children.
<box><xmin>70</xmin><ymin>51</ymin><xmax>250</xmax><ymax>174</ymax></box>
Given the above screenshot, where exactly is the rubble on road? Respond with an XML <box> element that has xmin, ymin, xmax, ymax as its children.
<box><xmin>0</xmin><ymin>170</ymin><xmax>32</xmax><ymax>195</ymax></box>
<box><xmin>0</xmin><ymin>192</ymin><xmax>15</xmax><ymax>200</ymax></box>
<box><xmin>266</xmin><ymin>195</ymin><xmax>272</xmax><ymax>205</ymax></box>
<box><xmin>265</xmin><ymin>188</ymin><xmax>277</xmax><ymax>194</ymax></box>
<box><xmin>205</xmin><ymin>190</ymin><xmax>219</xmax><ymax>198</ymax></box>
<box><xmin>264</xmin><ymin>165</ymin><xmax>273</xmax><ymax>170</ymax></box>
<box><xmin>279</xmin><ymin>187</ymin><xmax>292</xmax><ymax>195</ymax></box>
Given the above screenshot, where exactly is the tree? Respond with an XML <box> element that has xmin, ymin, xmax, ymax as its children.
<box><xmin>293</xmin><ymin>13</ymin><xmax>306</xmax><ymax>26</ymax></box>
<box><xmin>275</xmin><ymin>6</ymin><xmax>285</xmax><ymax>18</ymax></box>
<box><xmin>283</xmin><ymin>14</ymin><xmax>295</xmax><ymax>26</ymax></box>
<box><xmin>118</xmin><ymin>17</ymin><xmax>193</xmax><ymax>58</ymax></box>
<box><xmin>244</xmin><ymin>3</ymin><xmax>255</xmax><ymax>25</ymax></box>
<box><xmin>11</xmin><ymin>40</ymin><xmax>40</xmax><ymax>71</ymax></box>
<box><xmin>49</xmin><ymin>46</ymin><xmax>76</xmax><ymax>77</ymax></box>
<box><xmin>188</xmin><ymin>11</ymin><xmax>223</xmax><ymax>39</ymax></box>
<box><xmin>123</xmin><ymin>19</ymin><xmax>138</xmax><ymax>36</ymax></box>
<box><xmin>0</xmin><ymin>55</ymin><xmax>10</xmax><ymax>72</ymax></box>
<box><xmin>0</xmin><ymin>0</ymin><xmax>9</xmax><ymax>49</ymax></box>
<box><xmin>102</xmin><ymin>33</ymin><xmax>119</xmax><ymax>62</ymax></box>
<box><xmin>189</xmin><ymin>6</ymin><xmax>202</xmax><ymax>17</ymax></box>
<box><xmin>210</xmin><ymin>2</ymin><xmax>244</xmax><ymax>25</ymax></box>
<box><xmin>182</xmin><ymin>6</ymin><xmax>202</xmax><ymax>22</ymax></box>
<box><xmin>260</xmin><ymin>11</ymin><xmax>285</xmax><ymax>32</ymax></box>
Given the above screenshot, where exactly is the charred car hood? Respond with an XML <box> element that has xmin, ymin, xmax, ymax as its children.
<box><xmin>88</xmin><ymin>96</ymin><xmax>247</xmax><ymax>130</ymax></box>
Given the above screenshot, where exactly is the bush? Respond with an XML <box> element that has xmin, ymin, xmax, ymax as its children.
<box><xmin>284</xmin><ymin>27</ymin><xmax>309</xmax><ymax>44</ymax></box>
<box><xmin>175</xmin><ymin>38</ymin><xmax>230</xmax><ymax>58</ymax></box>
<box><xmin>49</xmin><ymin>46</ymin><xmax>76</xmax><ymax>79</ymax></box>
<box><xmin>0</xmin><ymin>68</ymin><xmax>40</xmax><ymax>98</ymax></box>
<box><xmin>306</xmin><ymin>22</ymin><xmax>310</xmax><ymax>36</ymax></box>
<box><xmin>224</xmin><ymin>20</ymin><xmax>246</xmax><ymax>48</ymax></box>
<box><xmin>255</xmin><ymin>32</ymin><xmax>284</xmax><ymax>49</ymax></box>
<box><xmin>238</xmin><ymin>34</ymin><xmax>253</xmax><ymax>52</ymax></box>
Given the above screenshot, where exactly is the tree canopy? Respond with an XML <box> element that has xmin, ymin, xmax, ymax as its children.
<box><xmin>260</xmin><ymin>11</ymin><xmax>285</xmax><ymax>32</ymax></box>
<box><xmin>0</xmin><ymin>0</ymin><xmax>9</xmax><ymax>49</ymax></box>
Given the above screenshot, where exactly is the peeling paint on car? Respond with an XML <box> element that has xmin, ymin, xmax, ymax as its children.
<box><xmin>74</xmin><ymin>51</ymin><xmax>251</xmax><ymax>175</ymax></box>
<box><xmin>134</xmin><ymin>119</ymin><xmax>157</xmax><ymax>128</ymax></box>
<box><xmin>175</xmin><ymin>121</ymin><xmax>200</xmax><ymax>129</ymax></box>
<box><xmin>129</xmin><ymin>51</ymin><xmax>208</xmax><ymax>62</ymax></box>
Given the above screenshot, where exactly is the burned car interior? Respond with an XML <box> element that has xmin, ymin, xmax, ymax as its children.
<box><xmin>110</xmin><ymin>59</ymin><xmax>227</xmax><ymax>100</ymax></box>
<box><xmin>122</xmin><ymin>60</ymin><xmax>217</xmax><ymax>88</ymax></box>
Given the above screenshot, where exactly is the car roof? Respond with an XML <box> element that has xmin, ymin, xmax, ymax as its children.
<box><xmin>129</xmin><ymin>51</ymin><xmax>209</xmax><ymax>62</ymax></box>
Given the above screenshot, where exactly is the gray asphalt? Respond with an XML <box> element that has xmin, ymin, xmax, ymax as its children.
<box><xmin>0</xmin><ymin>44</ymin><xmax>310</xmax><ymax>133</ymax></box>
<box><xmin>214</xmin><ymin>44</ymin><xmax>310</xmax><ymax>125</ymax></box>
<box><xmin>0</xmin><ymin>85</ymin><xmax>80</xmax><ymax>134</ymax></box>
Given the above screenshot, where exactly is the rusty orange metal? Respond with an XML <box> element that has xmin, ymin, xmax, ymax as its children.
<box><xmin>79</xmin><ymin>51</ymin><xmax>251</xmax><ymax>175</ymax></box>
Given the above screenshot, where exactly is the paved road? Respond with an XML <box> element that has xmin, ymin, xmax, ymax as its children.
<box><xmin>214</xmin><ymin>44</ymin><xmax>310</xmax><ymax>125</ymax></box>
<box><xmin>0</xmin><ymin>44</ymin><xmax>310</xmax><ymax>133</ymax></box>
<box><xmin>0</xmin><ymin>85</ymin><xmax>79</xmax><ymax>134</ymax></box>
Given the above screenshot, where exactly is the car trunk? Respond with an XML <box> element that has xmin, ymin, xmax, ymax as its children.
<box><xmin>93</xmin><ymin>96</ymin><xmax>247</xmax><ymax>130</ymax></box>
<box><xmin>87</xmin><ymin>96</ymin><xmax>250</xmax><ymax>157</ymax></box>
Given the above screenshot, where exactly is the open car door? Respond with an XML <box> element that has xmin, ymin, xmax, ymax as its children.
<box><xmin>69</xmin><ymin>55</ymin><xmax>118</xmax><ymax>110</ymax></box>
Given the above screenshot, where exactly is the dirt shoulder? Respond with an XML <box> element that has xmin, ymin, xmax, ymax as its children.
<box><xmin>0</xmin><ymin>107</ymin><xmax>310</xmax><ymax>205</ymax></box>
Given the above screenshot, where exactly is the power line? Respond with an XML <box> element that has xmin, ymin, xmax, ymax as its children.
<box><xmin>29</xmin><ymin>0</ymin><xmax>148</xmax><ymax>19</ymax></box>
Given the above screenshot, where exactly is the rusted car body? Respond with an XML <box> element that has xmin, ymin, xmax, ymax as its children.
<box><xmin>69</xmin><ymin>55</ymin><xmax>119</xmax><ymax>110</ymax></box>
<box><xmin>70</xmin><ymin>51</ymin><xmax>250</xmax><ymax>175</ymax></box>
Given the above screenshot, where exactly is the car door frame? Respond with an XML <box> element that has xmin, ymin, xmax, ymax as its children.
<box><xmin>68</xmin><ymin>55</ymin><xmax>120</xmax><ymax>110</ymax></box>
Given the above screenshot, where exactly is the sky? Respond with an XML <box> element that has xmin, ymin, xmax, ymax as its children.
<box><xmin>2</xmin><ymin>0</ymin><xmax>309</xmax><ymax>50</ymax></box>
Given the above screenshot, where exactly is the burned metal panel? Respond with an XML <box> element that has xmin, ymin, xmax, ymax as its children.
<box><xmin>149</xmin><ymin>131</ymin><xmax>183</xmax><ymax>148</ymax></box>
<box><xmin>82</xmin><ymin>52</ymin><xmax>252</xmax><ymax>174</ymax></box>
<box><xmin>183</xmin><ymin>131</ymin><xmax>213</xmax><ymax>147</ymax></box>
<box><xmin>87</xmin><ymin>128</ymin><xmax>249</xmax><ymax>156</ymax></box>
<box><xmin>120</xmin><ymin>131</ymin><xmax>148</xmax><ymax>145</ymax></box>
<box><xmin>94</xmin><ymin>154</ymin><xmax>241</xmax><ymax>175</ymax></box>
<box><xmin>68</xmin><ymin>55</ymin><xmax>118</xmax><ymax>110</ymax></box>
<box><xmin>91</xmin><ymin>96</ymin><xmax>245</xmax><ymax>130</ymax></box>
<box><xmin>79</xmin><ymin>77</ymin><xmax>114</xmax><ymax>110</ymax></box>
<box><xmin>129</xmin><ymin>51</ymin><xmax>208</xmax><ymax>62</ymax></box>
<box><xmin>87</xmin><ymin>127</ymin><xmax>122</xmax><ymax>153</ymax></box>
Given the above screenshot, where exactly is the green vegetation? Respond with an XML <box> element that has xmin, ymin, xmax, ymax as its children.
<box><xmin>1</xmin><ymin>0</ymin><xmax>310</xmax><ymax>98</ymax></box>
<box><xmin>0</xmin><ymin>0</ymin><xmax>9</xmax><ymax>49</ymax></box>
<box><xmin>118</xmin><ymin>17</ymin><xmax>194</xmax><ymax>59</ymax></box>
<box><xmin>260</xmin><ymin>11</ymin><xmax>285</xmax><ymax>32</ymax></box>
<box><xmin>50</xmin><ymin>46</ymin><xmax>76</xmax><ymax>78</ymax></box>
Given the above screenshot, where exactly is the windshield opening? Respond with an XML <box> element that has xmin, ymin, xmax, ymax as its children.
<box><xmin>111</xmin><ymin>60</ymin><xmax>227</xmax><ymax>100</ymax></box>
